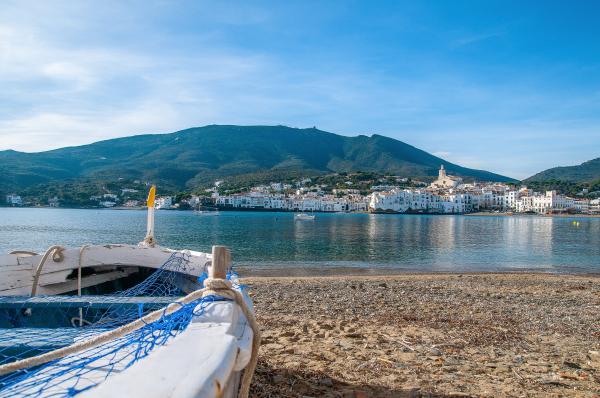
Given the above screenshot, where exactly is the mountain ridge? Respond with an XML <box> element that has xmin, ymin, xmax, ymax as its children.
<box><xmin>0</xmin><ymin>125</ymin><xmax>516</xmax><ymax>194</ymax></box>
<box><xmin>525</xmin><ymin>157</ymin><xmax>600</xmax><ymax>183</ymax></box>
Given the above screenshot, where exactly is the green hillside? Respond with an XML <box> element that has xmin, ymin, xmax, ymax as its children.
<box><xmin>525</xmin><ymin>158</ymin><xmax>600</xmax><ymax>183</ymax></box>
<box><xmin>0</xmin><ymin>125</ymin><xmax>515</xmax><ymax>195</ymax></box>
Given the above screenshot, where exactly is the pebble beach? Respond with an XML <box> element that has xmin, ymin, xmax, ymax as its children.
<box><xmin>245</xmin><ymin>273</ymin><xmax>600</xmax><ymax>398</ymax></box>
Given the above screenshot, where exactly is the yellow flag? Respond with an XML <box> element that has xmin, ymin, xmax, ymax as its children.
<box><xmin>147</xmin><ymin>185</ymin><xmax>156</xmax><ymax>208</ymax></box>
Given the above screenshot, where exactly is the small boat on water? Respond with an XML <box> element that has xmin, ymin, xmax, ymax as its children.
<box><xmin>0</xmin><ymin>186</ymin><xmax>259</xmax><ymax>398</ymax></box>
<box><xmin>195</xmin><ymin>210</ymin><xmax>220</xmax><ymax>216</ymax></box>
<box><xmin>295</xmin><ymin>213</ymin><xmax>316</xmax><ymax>221</ymax></box>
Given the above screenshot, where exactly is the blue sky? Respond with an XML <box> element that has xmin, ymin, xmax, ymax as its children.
<box><xmin>0</xmin><ymin>1</ymin><xmax>599</xmax><ymax>179</ymax></box>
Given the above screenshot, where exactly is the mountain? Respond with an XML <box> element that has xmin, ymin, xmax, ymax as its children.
<box><xmin>0</xmin><ymin>125</ymin><xmax>515</xmax><ymax>193</ymax></box>
<box><xmin>525</xmin><ymin>157</ymin><xmax>600</xmax><ymax>183</ymax></box>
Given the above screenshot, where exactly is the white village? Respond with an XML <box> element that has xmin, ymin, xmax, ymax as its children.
<box><xmin>5</xmin><ymin>166</ymin><xmax>598</xmax><ymax>215</ymax></box>
<box><xmin>190</xmin><ymin>166</ymin><xmax>598</xmax><ymax>215</ymax></box>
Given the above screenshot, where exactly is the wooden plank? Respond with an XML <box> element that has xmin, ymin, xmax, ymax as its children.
<box><xmin>0</xmin><ymin>245</ymin><xmax>211</xmax><ymax>275</ymax></box>
<box><xmin>0</xmin><ymin>269</ymin><xmax>139</xmax><ymax>296</ymax></box>
<box><xmin>0</xmin><ymin>245</ymin><xmax>211</xmax><ymax>295</ymax></box>
<box><xmin>0</xmin><ymin>328</ymin><xmax>86</xmax><ymax>348</ymax></box>
<box><xmin>0</xmin><ymin>269</ymin><xmax>35</xmax><ymax>291</ymax></box>
<box><xmin>0</xmin><ymin>266</ymin><xmax>124</xmax><ymax>292</ymax></box>
<box><xmin>0</xmin><ymin>296</ymin><xmax>180</xmax><ymax>310</ymax></box>
<box><xmin>210</xmin><ymin>246</ymin><xmax>230</xmax><ymax>280</ymax></box>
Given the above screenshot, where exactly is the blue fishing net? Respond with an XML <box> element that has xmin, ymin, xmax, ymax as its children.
<box><xmin>0</xmin><ymin>252</ymin><xmax>229</xmax><ymax>397</ymax></box>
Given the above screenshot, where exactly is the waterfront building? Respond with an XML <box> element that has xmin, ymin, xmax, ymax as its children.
<box><xmin>5</xmin><ymin>194</ymin><xmax>22</xmax><ymax>206</ymax></box>
<box><xmin>155</xmin><ymin>196</ymin><xmax>173</xmax><ymax>209</ymax></box>
<box><xmin>573</xmin><ymin>199</ymin><xmax>590</xmax><ymax>214</ymax></box>
<box><xmin>48</xmin><ymin>197</ymin><xmax>60</xmax><ymax>207</ymax></box>
<box><xmin>187</xmin><ymin>196</ymin><xmax>201</xmax><ymax>208</ymax></box>
<box><xmin>590</xmin><ymin>199</ymin><xmax>600</xmax><ymax>214</ymax></box>
<box><xmin>504</xmin><ymin>190</ymin><xmax>520</xmax><ymax>210</ymax></box>
<box><xmin>369</xmin><ymin>189</ymin><xmax>442</xmax><ymax>213</ymax></box>
<box><xmin>211</xmin><ymin>176</ymin><xmax>594</xmax><ymax>215</ymax></box>
<box><xmin>513</xmin><ymin>190</ymin><xmax>575</xmax><ymax>214</ymax></box>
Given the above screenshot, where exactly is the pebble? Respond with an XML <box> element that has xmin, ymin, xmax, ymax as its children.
<box><xmin>513</xmin><ymin>355</ymin><xmax>524</xmax><ymax>364</ymax></box>
<box><xmin>319</xmin><ymin>377</ymin><xmax>334</xmax><ymax>387</ymax></box>
<box><xmin>248</xmin><ymin>274</ymin><xmax>599</xmax><ymax>397</ymax></box>
<box><xmin>429</xmin><ymin>348</ymin><xmax>443</xmax><ymax>356</ymax></box>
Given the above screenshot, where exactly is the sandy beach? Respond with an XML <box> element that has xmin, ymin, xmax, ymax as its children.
<box><xmin>245</xmin><ymin>273</ymin><xmax>600</xmax><ymax>397</ymax></box>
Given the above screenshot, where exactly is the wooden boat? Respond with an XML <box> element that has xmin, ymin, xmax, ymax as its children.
<box><xmin>0</xmin><ymin>186</ymin><xmax>259</xmax><ymax>398</ymax></box>
<box><xmin>195</xmin><ymin>210</ymin><xmax>220</xmax><ymax>216</ymax></box>
<box><xmin>0</xmin><ymin>245</ymin><xmax>210</xmax><ymax>296</ymax></box>
<box><xmin>295</xmin><ymin>213</ymin><xmax>316</xmax><ymax>221</ymax></box>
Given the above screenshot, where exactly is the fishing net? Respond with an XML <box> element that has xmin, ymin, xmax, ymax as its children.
<box><xmin>0</xmin><ymin>252</ymin><xmax>234</xmax><ymax>397</ymax></box>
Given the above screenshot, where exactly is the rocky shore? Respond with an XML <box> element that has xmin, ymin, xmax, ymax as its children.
<box><xmin>245</xmin><ymin>273</ymin><xmax>600</xmax><ymax>397</ymax></box>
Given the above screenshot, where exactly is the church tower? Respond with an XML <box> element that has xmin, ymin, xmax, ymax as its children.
<box><xmin>439</xmin><ymin>165</ymin><xmax>446</xmax><ymax>179</ymax></box>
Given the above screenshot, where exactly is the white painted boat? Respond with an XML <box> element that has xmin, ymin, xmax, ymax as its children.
<box><xmin>195</xmin><ymin>210</ymin><xmax>220</xmax><ymax>216</ymax></box>
<box><xmin>295</xmin><ymin>213</ymin><xmax>315</xmax><ymax>220</ymax></box>
<box><xmin>0</xmin><ymin>186</ymin><xmax>259</xmax><ymax>398</ymax></box>
<box><xmin>0</xmin><ymin>244</ymin><xmax>210</xmax><ymax>296</ymax></box>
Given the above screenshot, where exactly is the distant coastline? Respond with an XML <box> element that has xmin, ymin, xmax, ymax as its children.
<box><xmin>2</xmin><ymin>206</ymin><xmax>600</xmax><ymax>218</ymax></box>
<box><xmin>466</xmin><ymin>211</ymin><xmax>600</xmax><ymax>218</ymax></box>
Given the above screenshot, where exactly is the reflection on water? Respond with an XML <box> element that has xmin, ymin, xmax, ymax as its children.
<box><xmin>0</xmin><ymin>208</ymin><xmax>598</xmax><ymax>272</ymax></box>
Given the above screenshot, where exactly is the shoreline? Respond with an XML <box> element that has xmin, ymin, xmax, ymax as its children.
<box><xmin>246</xmin><ymin>273</ymin><xmax>600</xmax><ymax>397</ymax></box>
<box><xmin>467</xmin><ymin>211</ymin><xmax>600</xmax><ymax>218</ymax></box>
<box><xmin>236</xmin><ymin>267</ymin><xmax>600</xmax><ymax>278</ymax></box>
<box><xmin>2</xmin><ymin>206</ymin><xmax>600</xmax><ymax>218</ymax></box>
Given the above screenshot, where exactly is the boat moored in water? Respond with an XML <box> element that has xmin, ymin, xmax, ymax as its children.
<box><xmin>294</xmin><ymin>213</ymin><xmax>315</xmax><ymax>221</ymax></box>
<box><xmin>195</xmin><ymin>210</ymin><xmax>220</xmax><ymax>216</ymax></box>
<box><xmin>0</xmin><ymin>186</ymin><xmax>259</xmax><ymax>398</ymax></box>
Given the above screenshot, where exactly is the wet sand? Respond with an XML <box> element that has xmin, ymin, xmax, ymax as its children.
<box><xmin>245</xmin><ymin>273</ymin><xmax>600</xmax><ymax>397</ymax></box>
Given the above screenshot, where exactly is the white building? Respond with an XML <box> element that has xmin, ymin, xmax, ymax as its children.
<box><xmin>573</xmin><ymin>199</ymin><xmax>590</xmax><ymax>213</ymax></box>
<box><xmin>504</xmin><ymin>190</ymin><xmax>520</xmax><ymax>210</ymax></box>
<box><xmin>103</xmin><ymin>193</ymin><xmax>119</xmax><ymax>201</ymax></box>
<box><xmin>428</xmin><ymin>165</ymin><xmax>463</xmax><ymax>190</ymax></box>
<box><xmin>369</xmin><ymin>187</ymin><xmax>507</xmax><ymax>214</ymax></box>
<box><xmin>48</xmin><ymin>197</ymin><xmax>60</xmax><ymax>207</ymax></box>
<box><xmin>590</xmin><ymin>199</ymin><xmax>600</xmax><ymax>214</ymax></box>
<box><xmin>369</xmin><ymin>189</ymin><xmax>445</xmax><ymax>213</ymax></box>
<box><xmin>155</xmin><ymin>196</ymin><xmax>173</xmax><ymax>209</ymax></box>
<box><xmin>269</xmin><ymin>183</ymin><xmax>283</xmax><ymax>191</ymax></box>
<box><xmin>5</xmin><ymin>194</ymin><xmax>22</xmax><ymax>206</ymax></box>
<box><xmin>514</xmin><ymin>191</ymin><xmax>574</xmax><ymax>214</ymax></box>
<box><xmin>187</xmin><ymin>196</ymin><xmax>201</xmax><ymax>208</ymax></box>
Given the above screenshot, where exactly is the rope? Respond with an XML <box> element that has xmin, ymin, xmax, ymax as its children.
<box><xmin>0</xmin><ymin>277</ymin><xmax>261</xmax><ymax>398</ymax></box>
<box><xmin>30</xmin><ymin>245</ymin><xmax>65</xmax><ymax>297</ymax></box>
<box><xmin>142</xmin><ymin>235</ymin><xmax>156</xmax><ymax>247</ymax></box>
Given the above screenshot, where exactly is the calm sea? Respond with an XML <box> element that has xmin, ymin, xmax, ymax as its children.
<box><xmin>0</xmin><ymin>208</ymin><xmax>599</xmax><ymax>273</ymax></box>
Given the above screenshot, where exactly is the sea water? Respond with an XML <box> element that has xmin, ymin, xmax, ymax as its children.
<box><xmin>0</xmin><ymin>208</ymin><xmax>598</xmax><ymax>273</ymax></box>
